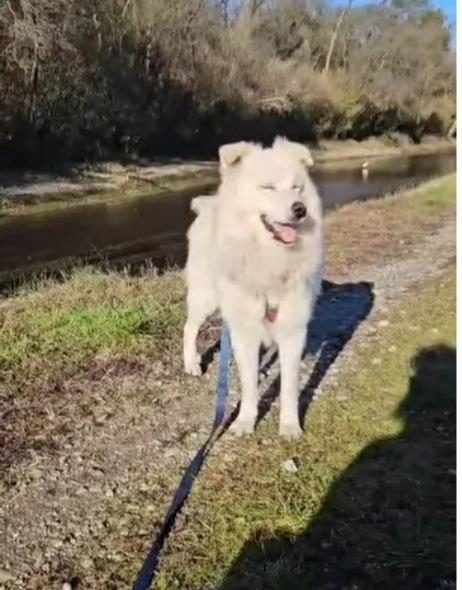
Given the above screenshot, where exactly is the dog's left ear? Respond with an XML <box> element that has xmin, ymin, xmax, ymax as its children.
<box><xmin>273</xmin><ymin>136</ymin><xmax>314</xmax><ymax>168</ymax></box>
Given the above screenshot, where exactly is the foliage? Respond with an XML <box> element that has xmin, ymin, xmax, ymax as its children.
<box><xmin>0</xmin><ymin>0</ymin><xmax>455</xmax><ymax>166</ymax></box>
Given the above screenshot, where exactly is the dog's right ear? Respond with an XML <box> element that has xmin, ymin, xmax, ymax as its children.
<box><xmin>273</xmin><ymin>136</ymin><xmax>314</xmax><ymax>168</ymax></box>
<box><xmin>218</xmin><ymin>141</ymin><xmax>256</xmax><ymax>169</ymax></box>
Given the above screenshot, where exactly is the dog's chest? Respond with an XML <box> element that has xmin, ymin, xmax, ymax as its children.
<box><xmin>216</xmin><ymin>228</ymin><xmax>319</xmax><ymax>302</ymax></box>
<box><xmin>239</xmin><ymin>244</ymin><xmax>304</xmax><ymax>294</ymax></box>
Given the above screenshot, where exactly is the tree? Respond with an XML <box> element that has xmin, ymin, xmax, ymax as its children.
<box><xmin>323</xmin><ymin>0</ymin><xmax>354</xmax><ymax>76</ymax></box>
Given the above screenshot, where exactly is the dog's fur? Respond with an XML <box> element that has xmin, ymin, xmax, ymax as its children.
<box><xmin>183</xmin><ymin>137</ymin><xmax>323</xmax><ymax>438</ymax></box>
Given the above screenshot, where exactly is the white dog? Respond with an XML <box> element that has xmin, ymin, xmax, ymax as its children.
<box><xmin>183</xmin><ymin>137</ymin><xmax>323</xmax><ymax>438</ymax></box>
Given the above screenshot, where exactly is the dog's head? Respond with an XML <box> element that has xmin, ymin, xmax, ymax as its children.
<box><xmin>218</xmin><ymin>137</ymin><xmax>320</xmax><ymax>245</ymax></box>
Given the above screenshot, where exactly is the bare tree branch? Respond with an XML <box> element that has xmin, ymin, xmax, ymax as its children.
<box><xmin>323</xmin><ymin>0</ymin><xmax>354</xmax><ymax>76</ymax></box>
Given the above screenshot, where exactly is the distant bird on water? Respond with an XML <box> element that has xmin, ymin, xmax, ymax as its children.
<box><xmin>361</xmin><ymin>161</ymin><xmax>369</xmax><ymax>180</ymax></box>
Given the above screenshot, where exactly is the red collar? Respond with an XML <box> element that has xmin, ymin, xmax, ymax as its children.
<box><xmin>265</xmin><ymin>305</ymin><xmax>278</xmax><ymax>322</ymax></box>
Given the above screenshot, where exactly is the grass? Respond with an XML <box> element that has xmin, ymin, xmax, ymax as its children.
<box><xmin>0</xmin><ymin>268</ymin><xmax>186</xmax><ymax>386</ymax></box>
<box><xmin>325</xmin><ymin>173</ymin><xmax>456</xmax><ymax>276</ymax></box>
<box><xmin>150</xmin><ymin>268</ymin><xmax>456</xmax><ymax>590</ymax></box>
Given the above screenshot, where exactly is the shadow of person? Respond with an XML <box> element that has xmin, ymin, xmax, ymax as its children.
<box><xmin>219</xmin><ymin>344</ymin><xmax>456</xmax><ymax>590</ymax></box>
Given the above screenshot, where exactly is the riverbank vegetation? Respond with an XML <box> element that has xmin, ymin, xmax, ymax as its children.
<box><xmin>0</xmin><ymin>0</ymin><xmax>455</xmax><ymax>167</ymax></box>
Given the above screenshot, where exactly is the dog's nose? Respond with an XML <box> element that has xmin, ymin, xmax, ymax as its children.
<box><xmin>291</xmin><ymin>201</ymin><xmax>307</xmax><ymax>220</ymax></box>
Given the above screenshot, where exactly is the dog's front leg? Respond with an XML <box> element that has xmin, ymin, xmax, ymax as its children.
<box><xmin>228</xmin><ymin>324</ymin><xmax>261</xmax><ymax>436</ymax></box>
<box><xmin>219</xmin><ymin>278</ymin><xmax>263</xmax><ymax>436</ymax></box>
<box><xmin>276</xmin><ymin>328</ymin><xmax>306</xmax><ymax>438</ymax></box>
<box><xmin>274</xmin><ymin>288</ymin><xmax>313</xmax><ymax>439</ymax></box>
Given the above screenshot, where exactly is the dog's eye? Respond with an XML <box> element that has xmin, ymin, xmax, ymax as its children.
<box><xmin>260</xmin><ymin>184</ymin><xmax>275</xmax><ymax>191</ymax></box>
<box><xmin>292</xmin><ymin>184</ymin><xmax>303</xmax><ymax>192</ymax></box>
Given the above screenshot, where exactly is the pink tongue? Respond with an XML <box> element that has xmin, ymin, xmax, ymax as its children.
<box><xmin>272</xmin><ymin>223</ymin><xmax>298</xmax><ymax>244</ymax></box>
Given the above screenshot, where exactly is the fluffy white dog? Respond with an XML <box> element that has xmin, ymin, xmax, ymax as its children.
<box><xmin>183</xmin><ymin>137</ymin><xmax>323</xmax><ymax>438</ymax></box>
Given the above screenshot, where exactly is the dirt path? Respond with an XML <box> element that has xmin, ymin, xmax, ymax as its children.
<box><xmin>0</xmin><ymin>218</ymin><xmax>456</xmax><ymax>590</ymax></box>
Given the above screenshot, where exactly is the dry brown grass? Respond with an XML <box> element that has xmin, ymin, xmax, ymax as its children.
<box><xmin>324</xmin><ymin>174</ymin><xmax>456</xmax><ymax>277</ymax></box>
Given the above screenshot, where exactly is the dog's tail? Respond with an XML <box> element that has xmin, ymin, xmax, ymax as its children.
<box><xmin>190</xmin><ymin>195</ymin><xmax>216</xmax><ymax>215</ymax></box>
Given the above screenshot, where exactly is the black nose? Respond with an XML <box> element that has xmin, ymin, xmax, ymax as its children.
<box><xmin>291</xmin><ymin>201</ymin><xmax>307</xmax><ymax>220</ymax></box>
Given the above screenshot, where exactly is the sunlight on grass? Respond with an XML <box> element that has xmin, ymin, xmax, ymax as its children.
<box><xmin>152</xmin><ymin>268</ymin><xmax>455</xmax><ymax>590</ymax></box>
<box><xmin>0</xmin><ymin>268</ymin><xmax>185</xmax><ymax>377</ymax></box>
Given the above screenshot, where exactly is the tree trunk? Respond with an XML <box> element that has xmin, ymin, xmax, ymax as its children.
<box><xmin>323</xmin><ymin>0</ymin><xmax>353</xmax><ymax>76</ymax></box>
<box><xmin>447</xmin><ymin>118</ymin><xmax>456</xmax><ymax>137</ymax></box>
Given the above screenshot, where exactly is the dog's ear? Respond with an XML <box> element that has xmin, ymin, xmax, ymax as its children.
<box><xmin>273</xmin><ymin>136</ymin><xmax>314</xmax><ymax>167</ymax></box>
<box><xmin>218</xmin><ymin>141</ymin><xmax>256</xmax><ymax>169</ymax></box>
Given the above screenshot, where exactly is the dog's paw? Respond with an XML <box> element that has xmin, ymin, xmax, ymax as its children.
<box><xmin>279</xmin><ymin>422</ymin><xmax>303</xmax><ymax>440</ymax></box>
<box><xmin>184</xmin><ymin>354</ymin><xmax>202</xmax><ymax>377</ymax></box>
<box><xmin>229</xmin><ymin>418</ymin><xmax>255</xmax><ymax>437</ymax></box>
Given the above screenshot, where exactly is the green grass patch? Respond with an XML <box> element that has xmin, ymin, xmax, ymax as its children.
<box><xmin>152</xmin><ymin>269</ymin><xmax>455</xmax><ymax>590</ymax></box>
<box><xmin>0</xmin><ymin>268</ymin><xmax>185</xmax><ymax>380</ymax></box>
<box><xmin>412</xmin><ymin>174</ymin><xmax>456</xmax><ymax>206</ymax></box>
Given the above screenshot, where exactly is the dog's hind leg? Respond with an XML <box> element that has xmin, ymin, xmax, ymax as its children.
<box><xmin>183</xmin><ymin>288</ymin><xmax>216</xmax><ymax>376</ymax></box>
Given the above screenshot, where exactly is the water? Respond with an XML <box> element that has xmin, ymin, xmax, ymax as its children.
<box><xmin>0</xmin><ymin>151</ymin><xmax>455</xmax><ymax>286</ymax></box>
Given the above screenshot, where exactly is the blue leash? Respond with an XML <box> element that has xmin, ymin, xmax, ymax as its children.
<box><xmin>132</xmin><ymin>323</ymin><xmax>232</xmax><ymax>590</ymax></box>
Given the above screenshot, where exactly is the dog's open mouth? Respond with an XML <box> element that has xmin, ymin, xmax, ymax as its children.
<box><xmin>261</xmin><ymin>215</ymin><xmax>298</xmax><ymax>244</ymax></box>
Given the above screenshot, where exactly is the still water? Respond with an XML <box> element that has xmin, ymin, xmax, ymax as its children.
<box><xmin>0</xmin><ymin>151</ymin><xmax>455</xmax><ymax>286</ymax></box>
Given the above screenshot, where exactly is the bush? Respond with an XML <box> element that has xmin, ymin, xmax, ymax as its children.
<box><xmin>0</xmin><ymin>0</ymin><xmax>455</xmax><ymax>167</ymax></box>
